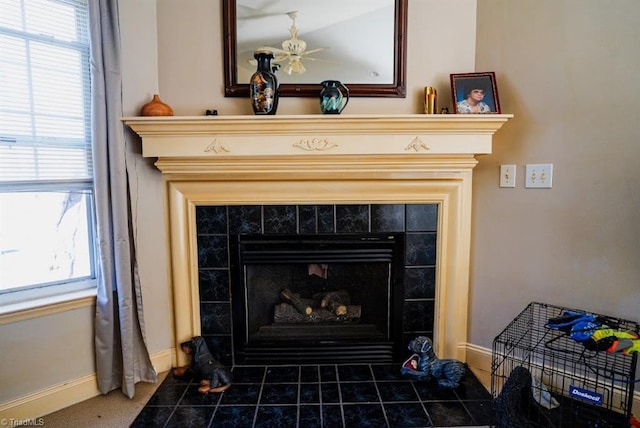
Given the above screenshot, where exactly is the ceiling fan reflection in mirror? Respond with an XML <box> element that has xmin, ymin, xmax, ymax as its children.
<box><xmin>247</xmin><ymin>11</ymin><xmax>331</xmax><ymax>75</ymax></box>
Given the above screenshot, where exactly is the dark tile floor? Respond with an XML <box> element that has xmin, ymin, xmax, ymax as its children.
<box><xmin>131</xmin><ymin>364</ymin><xmax>495</xmax><ymax>428</ymax></box>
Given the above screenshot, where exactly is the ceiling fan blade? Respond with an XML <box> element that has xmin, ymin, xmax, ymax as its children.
<box><xmin>303</xmin><ymin>57</ymin><xmax>337</xmax><ymax>64</ymax></box>
<box><xmin>301</xmin><ymin>47</ymin><xmax>329</xmax><ymax>56</ymax></box>
<box><xmin>236</xmin><ymin>5</ymin><xmax>286</xmax><ymax>20</ymax></box>
<box><xmin>256</xmin><ymin>45</ymin><xmax>289</xmax><ymax>54</ymax></box>
<box><xmin>248</xmin><ymin>49</ymin><xmax>290</xmax><ymax>66</ymax></box>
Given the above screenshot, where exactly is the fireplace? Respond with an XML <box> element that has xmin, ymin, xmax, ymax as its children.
<box><xmin>195</xmin><ymin>202</ymin><xmax>438</xmax><ymax>366</ymax></box>
<box><xmin>123</xmin><ymin>113</ymin><xmax>511</xmax><ymax>368</ymax></box>
<box><xmin>231</xmin><ymin>233</ymin><xmax>405</xmax><ymax>364</ymax></box>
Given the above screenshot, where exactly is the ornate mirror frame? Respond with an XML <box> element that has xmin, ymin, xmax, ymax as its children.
<box><xmin>222</xmin><ymin>0</ymin><xmax>408</xmax><ymax>98</ymax></box>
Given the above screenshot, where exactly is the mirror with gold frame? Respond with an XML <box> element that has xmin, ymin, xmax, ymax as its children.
<box><xmin>223</xmin><ymin>0</ymin><xmax>407</xmax><ymax>97</ymax></box>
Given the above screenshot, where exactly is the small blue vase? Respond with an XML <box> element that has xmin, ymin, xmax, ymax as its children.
<box><xmin>319</xmin><ymin>80</ymin><xmax>349</xmax><ymax>114</ymax></box>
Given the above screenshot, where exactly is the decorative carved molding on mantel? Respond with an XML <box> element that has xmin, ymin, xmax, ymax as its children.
<box><xmin>122</xmin><ymin>114</ymin><xmax>512</xmax><ymax>166</ymax></box>
<box><xmin>405</xmin><ymin>137</ymin><xmax>430</xmax><ymax>152</ymax></box>
<box><xmin>293</xmin><ymin>138</ymin><xmax>338</xmax><ymax>152</ymax></box>
<box><xmin>122</xmin><ymin>114</ymin><xmax>512</xmax><ymax>364</ymax></box>
<box><xmin>203</xmin><ymin>138</ymin><xmax>230</xmax><ymax>154</ymax></box>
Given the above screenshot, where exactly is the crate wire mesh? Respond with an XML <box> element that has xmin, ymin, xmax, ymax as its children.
<box><xmin>491</xmin><ymin>302</ymin><xmax>639</xmax><ymax>427</ymax></box>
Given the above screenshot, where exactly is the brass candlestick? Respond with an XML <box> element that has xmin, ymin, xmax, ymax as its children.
<box><xmin>424</xmin><ymin>86</ymin><xmax>437</xmax><ymax>114</ymax></box>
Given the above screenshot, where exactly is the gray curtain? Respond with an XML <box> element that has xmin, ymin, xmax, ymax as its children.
<box><xmin>89</xmin><ymin>0</ymin><xmax>157</xmax><ymax>398</ymax></box>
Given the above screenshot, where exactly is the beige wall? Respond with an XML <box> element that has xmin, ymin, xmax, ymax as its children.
<box><xmin>3</xmin><ymin>0</ymin><xmax>640</xmax><ymax>412</ymax></box>
<box><xmin>0</xmin><ymin>308</ymin><xmax>95</xmax><ymax>403</ymax></box>
<box><xmin>471</xmin><ymin>0</ymin><xmax>640</xmax><ymax>346</ymax></box>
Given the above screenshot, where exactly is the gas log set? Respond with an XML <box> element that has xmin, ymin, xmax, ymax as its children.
<box><xmin>277</xmin><ymin>289</ymin><xmax>362</xmax><ymax>322</ymax></box>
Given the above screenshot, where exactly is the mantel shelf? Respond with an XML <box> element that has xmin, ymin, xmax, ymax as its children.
<box><xmin>123</xmin><ymin>114</ymin><xmax>512</xmax><ymax>161</ymax></box>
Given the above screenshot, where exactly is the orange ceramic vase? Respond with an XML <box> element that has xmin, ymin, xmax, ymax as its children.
<box><xmin>140</xmin><ymin>94</ymin><xmax>174</xmax><ymax>116</ymax></box>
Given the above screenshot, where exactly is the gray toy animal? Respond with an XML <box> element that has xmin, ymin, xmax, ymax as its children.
<box><xmin>400</xmin><ymin>336</ymin><xmax>466</xmax><ymax>388</ymax></box>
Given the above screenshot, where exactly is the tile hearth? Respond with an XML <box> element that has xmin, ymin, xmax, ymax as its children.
<box><xmin>132</xmin><ymin>364</ymin><xmax>495</xmax><ymax>427</ymax></box>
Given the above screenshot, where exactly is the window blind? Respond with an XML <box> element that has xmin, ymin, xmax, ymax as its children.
<box><xmin>0</xmin><ymin>0</ymin><xmax>91</xmax><ymax>190</ymax></box>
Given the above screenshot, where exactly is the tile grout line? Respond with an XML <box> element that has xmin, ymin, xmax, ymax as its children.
<box><xmin>207</xmin><ymin>382</ymin><xmax>221</xmax><ymax>428</ymax></box>
<box><xmin>164</xmin><ymin>378</ymin><xmax>194</xmax><ymax>428</ymax></box>
<box><xmin>335</xmin><ymin>365</ymin><xmax>347</xmax><ymax>428</ymax></box>
<box><xmin>317</xmin><ymin>365</ymin><xmax>324</xmax><ymax>428</ymax></box>
<box><xmin>250</xmin><ymin>366</ymin><xmax>267</xmax><ymax>428</ymax></box>
<box><xmin>296</xmin><ymin>365</ymin><xmax>301</xmax><ymax>428</ymax></box>
<box><xmin>410</xmin><ymin>379</ymin><xmax>435</xmax><ymax>427</ymax></box>
<box><xmin>369</xmin><ymin>364</ymin><xmax>392</xmax><ymax>428</ymax></box>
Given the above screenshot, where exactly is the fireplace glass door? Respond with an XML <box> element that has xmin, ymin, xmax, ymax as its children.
<box><xmin>231</xmin><ymin>234</ymin><xmax>404</xmax><ymax>364</ymax></box>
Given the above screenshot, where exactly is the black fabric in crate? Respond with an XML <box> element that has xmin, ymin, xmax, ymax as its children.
<box><xmin>494</xmin><ymin>366</ymin><xmax>541</xmax><ymax>428</ymax></box>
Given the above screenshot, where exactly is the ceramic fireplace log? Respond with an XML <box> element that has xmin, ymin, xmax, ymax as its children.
<box><xmin>343</xmin><ymin>305</ymin><xmax>362</xmax><ymax>319</ymax></box>
<box><xmin>309</xmin><ymin>305</ymin><xmax>361</xmax><ymax>321</ymax></box>
<box><xmin>280</xmin><ymin>289</ymin><xmax>313</xmax><ymax>316</ymax></box>
<box><xmin>309</xmin><ymin>305</ymin><xmax>362</xmax><ymax>323</ymax></box>
<box><xmin>319</xmin><ymin>290</ymin><xmax>351</xmax><ymax>316</ymax></box>
<box><xmin>273</xmin><ymin>303</ymin><xmax>362</xmax><ymax>323</ymax></box>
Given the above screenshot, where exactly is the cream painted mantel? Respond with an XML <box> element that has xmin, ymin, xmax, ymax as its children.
<box><xmin>123</xmin><ymin>114</ymin><xmax>512</xmax><ymax>366</ymax></box>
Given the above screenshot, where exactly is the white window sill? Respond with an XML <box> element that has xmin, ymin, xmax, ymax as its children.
<box><xmin>0</xmin><ymin>287</ymin><xmax>97</xmax><ymax>325</ymax></box>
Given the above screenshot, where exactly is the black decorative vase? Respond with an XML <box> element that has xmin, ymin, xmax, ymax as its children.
<box><xmin>319</xmin><ymin>80</ymin><xmax>349</xmax><ymax>114</ymax></box>
<box><xmin>250</xmin><ymin>50</ymin><xmax>279</xmax><ymax>115</ymax></box>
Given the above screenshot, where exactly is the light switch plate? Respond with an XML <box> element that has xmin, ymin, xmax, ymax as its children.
<box><xmin>500</xmin><ymin>165</ymin><xmax>516</xmax><ymax>188</ymax></box>
<box><xmin>525</xmin><ymin>164</ymin><xmax>553</xmax><ymax>188</ymax></box>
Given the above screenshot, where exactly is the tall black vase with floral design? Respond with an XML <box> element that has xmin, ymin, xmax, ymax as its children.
<box><xmin>250</xmin><ymin>50</ymin><xmax>279</xmax><ymax>115</ymax></box>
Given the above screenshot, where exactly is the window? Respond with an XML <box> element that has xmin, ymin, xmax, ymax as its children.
<box><xmin>0</xmin><ymin>0</ymin><xmax>94</xmax><ymax>306</ymax></box>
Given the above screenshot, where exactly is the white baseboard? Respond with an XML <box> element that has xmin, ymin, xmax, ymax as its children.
<box><xmin>464</xmin><ymin>343</ymin><xmax>640</xmax><ymax>416</ymax></box>
<box><xmin>0</xmin><ymin>348</ymin><xmax>173</xmax><ymax>421</ymax></box>
<box><xmin>464</xmin><ymin>342</ymin><xmax>494</xmax><ymax>391</ymax></box>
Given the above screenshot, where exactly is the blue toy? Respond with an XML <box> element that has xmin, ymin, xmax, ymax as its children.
<box><xmin>400</xmin><ymin>336</ymin><xmax>467</xmax><ymax>388</ymax></box>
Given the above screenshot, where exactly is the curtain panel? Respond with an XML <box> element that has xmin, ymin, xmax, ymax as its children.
<box><xmin>89</xmin><ymin>0</ymin><xmax>156</xmax><ymax>398</ymax></box>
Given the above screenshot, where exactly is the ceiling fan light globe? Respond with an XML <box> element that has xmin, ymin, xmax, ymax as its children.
<box><xmin>289</xmin><ymin>59</ymin><xmax>306</xmax><ymax>74</ymax></box>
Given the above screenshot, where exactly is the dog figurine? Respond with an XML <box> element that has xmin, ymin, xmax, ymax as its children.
<box><xmin>400</xmin><ymin>336</ymin><xmax>466</xmax><ymax>388</ymax></box>
<box><xmin>173</xmin><ymin>336</ymin><xmax>232</xmax><ymax>394</ymax></box>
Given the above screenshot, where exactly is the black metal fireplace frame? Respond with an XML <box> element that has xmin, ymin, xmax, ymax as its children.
<box><xmin>229</xmin><ymin>233</ymin><xmax>405</xmax><ymax>365</ymax></box>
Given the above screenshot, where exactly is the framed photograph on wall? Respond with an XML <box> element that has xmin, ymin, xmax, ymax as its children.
<box><xmin>450</xmin><ymin>72</ymin><xmax>501</xmax><ymax>114</ymax></box>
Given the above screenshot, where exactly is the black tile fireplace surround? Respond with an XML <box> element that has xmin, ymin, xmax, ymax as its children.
<box><xmin>196</xmin><ymin>204</ymin><xmax>437</xmax><ymax>367</ymax></box>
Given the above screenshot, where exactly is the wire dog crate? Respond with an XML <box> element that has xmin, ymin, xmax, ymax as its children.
<box><xmin>491</xmin><ymin>302</ymin><xmax>639</xmax><ymax>427</ymax></box>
